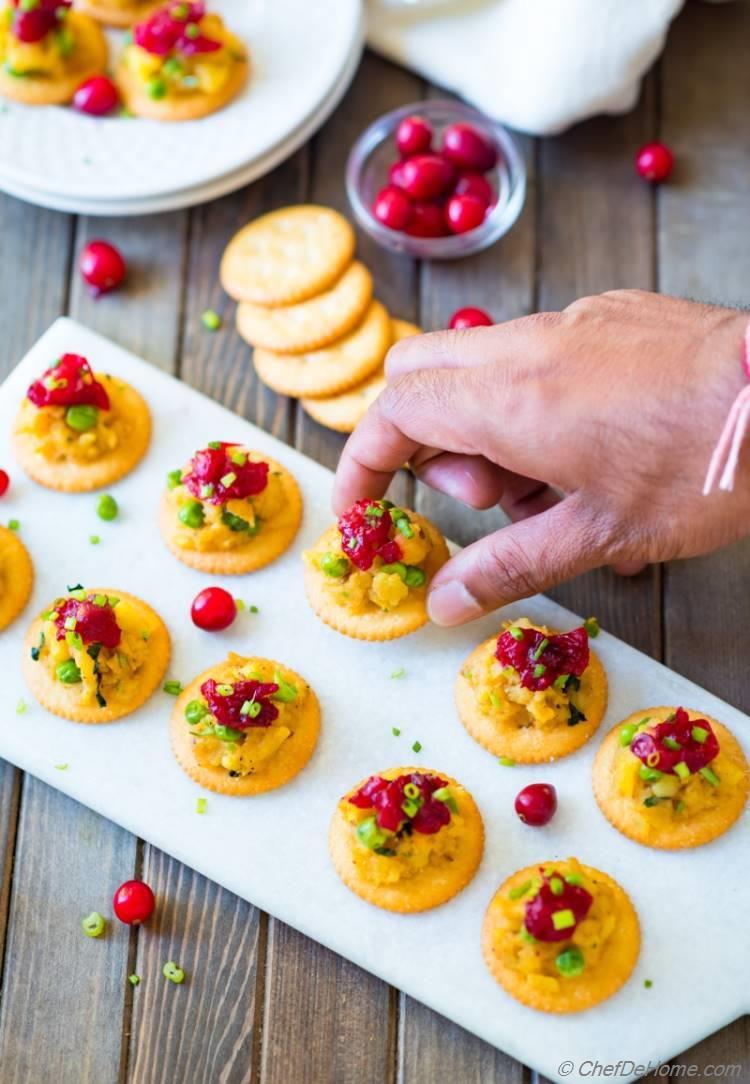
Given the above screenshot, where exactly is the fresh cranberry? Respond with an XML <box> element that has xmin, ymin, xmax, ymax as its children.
<box><xmin>630</xmin><ymin>708</ymin><xmax>719</xmax><ymax>775</ymax></box>
<box><xmin>406</xmin><ymin>201</ymin><xmax>448</xmax><ymax>239</ymax></box>
<box><xmin>395</xmin><ymin>114</ymin><xmax>432</xmax><ymax>157</ymax></box>
<box><xmin>496</xmin><ymin>626</ymin><xmax>589</xmax><ymax>691</ymax></box>
<box><xmin>514</xmin><ymin>783</ymin><xmax>557</xmax><ymax>826</ymax></box>
<box><xmin>134</xmin><ymin>1</ymin><xmax>221</xmax><ymax>56</ymax></box>
<box><xmin>372</xmin><ymin>185</ymin><xmax>414</xmax><ymax>231</ymax></box>
<box><xmin>200</xmin><ymin>677</ymin><xmax>279</xmax><ymax>729</ymax></box>
<box><xmin>445</xmin><ymin>193</ymin><xmax>487</xmax><ymax>234</ymax></box>
<box><xmin>183</xmin><ymin>443</ymin><xmax>268</xmax><ymax>505</ymax></box>
<box><xmin>635</xmin><ymin>142</ymin><xmax>674</xmax><ymax>183</ymax></box>
<box><xmin>79</xmin><ymin>241</ymin><xmax>127</xmax><ymax>296</ymax></box>
<box><xmin>0</xmin><ymin>470</ymin><xmax>10</xmax><ymax>498</ymax></box>
<box><xmin>349</xmin><ymin>772</ymin><xmax>451</xmax><ymax>835</ymax></box>
<box><xmin>442</xmin><ymin>122</ymin><xmax>497</xmax><ymax>172</ymax></box>
<box><xmin>398</xmin><ymin>154</ymin><xmax>455</xmax><ymax>202</ymax></box>
<box><xmin>524</xmin><ymin>870</ymin><xmax>593</xmax><ymax>943</ymax></box>
<box><xmin>73</xmin><ymin>76</ymin><xmax>119</xmax><ymax>117</ymax></box>
<box><xmin>337</xmin><ymin>499</ymin><xmax>401</xmax><ymax>571</ymax></box>
<box><xmin>27</xmin><ymin>354</ymin><xmax>110</xmax><ymax>410</ymax></box>
<box><xmin>448</xmin><ymin>307</ymin><xmax>493</xmax><ymax>330</ymax></box>
<box><xmin>54</xmin><ymin>595</ymin><xmax>121</xmax><ymax>649</ymax></box>
<box><xmin>191</xmin><ymin>587</ymin><xmax>237</xmax><ymax>631</ymax></box>
<box><xmin>453</xmin><ymin>170</ymin><xmax>494</xmax><ymax>205</ymax></box>
<box><xmin>388</xmin><ymin>159</ymin><xmax>410</xmax><ymax>189</ymax></box>
<box><xmin>113</xmin><ymin>880</ymin><xmax>155</xmax><ymax>925</ymax></box>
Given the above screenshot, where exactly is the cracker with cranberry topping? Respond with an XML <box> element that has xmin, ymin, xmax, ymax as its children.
<box><xmin>13</xmin><ymin>359</ymin><xmax>151</xmax><ymax>493</ymax></box>
<box><xmin>77</xmin><ymin>0</ymin><xmax>162</xmax><ymax>29</ymax></box>
<box><xmin>0</xmin><ymin>527</ymin><xmax>33</xmax><ymax>632</ymax></box>
<box><xmin>455</xmin><ymin>619</ymin><xmax>608</xmax><ymax>763</ymax></box>
<box><xmin>329</xmin><ymin>767</ymin><xmax>484</xmax><ymax>913</ymax></box>
<box><xmin>160</xmin><ymin>446</ymin><xmax>302</xmax><ymax>575</ymax></box>
<box><xmin>22</xmin><ymin>588</ymin><xmax>170</xmax><ymax>724</ymax></box>
<box><xmin>0</xmin><ymin>10</ymin><xmax>108</xmax><ymax>107</ymax></box>
<box><xmin>253</xmin><ymin>300</ymin><xmax>392</xmax><ymax>400</ymax></box>
<box><xmin>221</xmin><ymin>206</ymin><xmax>356</xmax><ymax>306</ymax></box>
<box><xmin>236</xmin><ymin>261</ymin><xmax>373</xmax><ymax>355</ymax></box>
<box><xmin>301</xmin><ymin>318</ymin><xmax>420</xmax><ymax>433</ymax></box>
<box><xmin>303</xmin><ymin>502</ymin><xmax>449</xmax><ymax>641</ymax></box>
<box><xmin>169</xmin><ymin>654</ymin><xmax>320</xmax><ymax>796</ymax></box>
<box><xmin>593</xmin><ymin>706</ymin><xmax>749</xmax><ymax>850</ymax></box>
<box><xmin>482</xmin><ymin>859</ymin><xmax>640</xmax><ymax>1014</ymax></box>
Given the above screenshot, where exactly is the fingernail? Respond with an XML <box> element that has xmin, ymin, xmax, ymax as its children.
<box><xmin>427</xmin><ymin>581</ymin><xmax>484</xmax><ymax>627</ymax></box>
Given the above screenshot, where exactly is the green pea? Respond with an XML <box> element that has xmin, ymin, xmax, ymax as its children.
<box><xmin>56</xmin><ymin>659</ymin><xmax>82</xmax><ymax>685</ymax></box>
<box><xmin>178</xmin><ymin>499</ymin><xmax>205</xmax><ymax>529</ymax></box>
<box><xmin>379</xmin><ymin>561</ymin><xmax>407</xmax><ymax>580</ymax></box>
<box><xmin>65</xmin><ymin>404</ymin><xmax>99</xmax><ymax>432</ymax></box>
<box><xmin>147</xmin><ymin>77</ymin><xmax>167</xmax><ymax>100</ymax></box>
<box><xmin>619</xmin><ymin>724</ymin><xmax>637</xmax><ymax>747</ymax></box>
<box><xmin>97</xmin><ymin>494</ymin><xmax>118</xmax><ymax>521</ymax></box>
<box><xmin>185</xmin><ymin>700</ymin><xmax>208</xmax><ymax>725</ymax></box>
<box><xmin>320</xmin><ymin>553</ymin><xmax>350</xmax><ymax>578</ymax></box>
<box><xmin>167</xmin><ymin>468</ymin><xmax>183</xmax><ymax>490</ymax></box>
<box><xmin>403</xmin><ymin>565</ymin><xmax>426</xmax><ymax>588</ymax></box>
<box><xmin>272</xmin><ymin>670</ymin><xmax>297</xmax><ymax>703</ymax></box>
<box><xmin>555</xmin><ymin>946</ymin><xmax>585</xmax><ymax>978</ymax></box>
<box><xmin>356</xmin><ymin>816</ymin><xmax>387</xmax><ymax>851</ymax></box>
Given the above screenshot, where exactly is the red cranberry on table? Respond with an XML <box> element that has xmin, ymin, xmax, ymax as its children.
<box><xmin>0</xmin><ymin>470</ymin><xmax>9</xmax><ymax>498</ymax></box>
<box><xmin>635</xmin><ymin>142</ymin><xmax>674</xmax><ymax>183</ymax></box>
<box><xmin>442</xmin><ymin>122</ymin><xmax>498</xmax><ymax>172</ymax></box>
<box><xmin>73</xmin><ymin>76</ymin><xmax>120</xmax><ymax>117</ymax></box>
<box><xmin>113</xmin><ymin>879</ymin><xmax>155</xmax><ymax>925</ymax></box>
<box><xmin>514</xmin><ymin>783</ymin><xmax>558</xmax><ymax>827</ymax></box>
<box><xmin>372</xmin><ymin>185</ymin><xmax>414</xmax><ymax>231</ymax></box>
<box><xmin>79</xmin><ymin>240</ymin><xmax>127</xmax><ymax>296</ymax></box>
<box><xmin>406</xmin><ymin>201</ymin><xmax>448</xmax><ymax>239</ymax></box>
<box><xmin>445</xmin><ymin>193</ymin><xmax>487</xmax><ymax>235</ymax></box>
<box><xmin>395</xmin><ymin>114</ymin><xmax>433</xmax><ymax>157</ymax></box>
<box><xmin>398</xmin><ymin>154</ymin><xmax>455</xmax><ymax>202</ymax></box>
<box><xmin>448</xmin><ymin>307</ymin><xmax>493</xmax><ymax>330</ymax></box>
<box><xmin>191</xmin><ymin>586</ymin><xmax>237</xmax><ymax>631</ymax></box>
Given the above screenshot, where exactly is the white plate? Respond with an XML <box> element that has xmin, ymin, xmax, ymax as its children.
<box><xmin>1</xmin><ymin>319</ymin><xmax>748</xmax><ymax>1084</ymax></box>
<box><xmin>0</xmin><ymin>33</ymin><xmax>362</xmax><ymax>216</ymax></box>
<box><xmin>0</xmin><ymin>0</ymin><xmax>363</xmax><ymax>202</ymax></box>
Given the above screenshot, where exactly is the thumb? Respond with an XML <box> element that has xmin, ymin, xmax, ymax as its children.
<box><xmin>427</xmin><ymin>496</ymin><xmax>611</xmax><ymax>626</ymax></box>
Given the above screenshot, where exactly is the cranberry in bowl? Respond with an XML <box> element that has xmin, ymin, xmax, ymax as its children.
<box><xmin>346</xmin><ymin>100</ymin><xmax>526</xmax><ymax>261</ymax></box>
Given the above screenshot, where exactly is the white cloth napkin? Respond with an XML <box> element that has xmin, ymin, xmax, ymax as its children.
<box><xmin>366</xmin><ymin>0</ymin><xmax>724</xmax><ymax>135</ymax></box>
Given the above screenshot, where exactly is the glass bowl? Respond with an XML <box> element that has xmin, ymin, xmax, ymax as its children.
<box><xmin>346</xmin><ymin>99</ymin><xmax>526</xmax><ymax>261</ymax></box>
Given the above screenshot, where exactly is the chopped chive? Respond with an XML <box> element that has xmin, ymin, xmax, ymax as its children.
<box><xmin>639</xmin><ymin>765</ymin><xmax>662</xmax><ymax>783</ymax></box>
<box><xmin>141</xmin><ymin>629</ymin><xmax>151</xmax><ymax>641</ymax></box>
<box><xmin>167</xmin><ymin>468</ymin><xmax>183</xmax><ymax>490</ymax></box>
<box><xmin>390</xmin><ymin>667</ymin><xmax>406</xmax><ymax>680</ymax></box>
<box><xmin>699</xmin><ymin>766</ymin><xmax>721</xmax><ymax>787</ymax></box>
<box><xmin>201</xmin><ymin>309</ymin><xmax>222</xmax><ymax>331</ymax></box>
<box><xmin>96</xmin><ymin>494</ymin><xmax>118</xmax><ymax>522</ymax></box>
<box><xmin>564</xmin><ymin>873</ymin><xmax>583</xmax><ymax>886</ymax></box>
<box><xmin>532</xmin><ymin>637</ymin><xmax>549</xmax><ymax>660</ymax></box>
<box><xmin>162</xmin><ymin>961</ymin><xmax>185</xmax><ymax>984</ymax></box>
<box><xmin>674</xmin><ymin>762</ymin><xmax>690</xmax><ymax>781</ymax></box>
<box><xmin>555</xmin><ymin>946</ymin><xmax>585</xmax><ymax>977</ymax></box>
<box><xmin>508</xmin><ymin>879</ymin><xmax>533</xmax><ymax>901</ymax></box>
<box><xmin>7</xmin><ymin>519</ymin><xmax>19</xmax><ymax>531</ymax></box>
<box><xmin>498</xmin><ymin>756</ymin><xmax>515</xmax><ymax>767</ymax></box>
<box><xmin>391</xmin><ymin>727</ymin><xmax>401</xmax><ymax>736</ymax></box>
<box><xmin>15</xmin><ymin>698</ymin><xmax>26</xmax><ymax>715</ymax></box>
<box><xmin>54</xmin><ymin>763</ymin><xmax>69</xmax><ymax>771</ymax></box>
<box><xmin>128</xmin><ymin>974</ymin><xmax>141</xmax><ymax>987</ymax></box>
<box><xmin>619</xmin><ymin>724</ymin><xmax>637</xmax><ymax>747</ymax></box>
<box><xmin>219</xmin><ymin>472</ymin><xmax>237</xmax><ymax>488</ymax></box>
<box><xmin>583</xmin><ymin>616</ymin><xmax>600</xmax><ymax>638</ymax></box>
<box><xmin>519</xmin><ymin>926</ymin><xmax>536</xmax><ymax>944</ymax></box>
<box><xmin>235</xmin><ymin>598</ymin><xmax>245</xmax><ymax>611</ymax></box>
<box><xmin>533</xmin><ymin>663</ymin><xmax>546</xmax><ymax>678</ymax></box>
<box><xmin>249</xmin><ymin>605</ymin><xmax>258</xmax><ymax>614</ymax></box>
<box><xmin>549</xmin><ymin>876</ymin><xmax>564</xmax><ymax>897</ymax></box>
<box><xmin>489</xmin><ymin>691</ymin><xmax>501</xmax><ymax>708</ymax></box>
<box><xmin>691</xmin><ymin>726</ymin><xmax>709</xmax><ymax>744</ymax></box>
<box><xmin>81</xmin><ymin>911</ymin><xmax>106</xmax><ymax>938</ymax></box>
<box><xmin>89</xmin><ymin>534</ymin><xmax>100</xmax><ymax>545</ymax></box>
<box><xmin>644</xmin><ymin>979</ymin><xmax>653</xmax><ymax>989</ymax></box>
<box><xmin>551</xmin><ymin>908</ymin><xmax>576</xmax><ymax>931</ymax></box>
<box><xmin>411</xmin><ymin>740</ymin><xmax>422</xmax><ymax>753</ymax></box>
<box><xmin>508</xmin><ymin>626</ymin><xmax>524</xmax><ymax>641</ymax></box>
<box><xmin>163</xmin><ymin>680</ymin><xmax>182</xmax><ymax>696</ymax></box>
<box><xmin>196</xmin><ymin>797</ymin><xmax>207</xmax><ymax>814</ymax></box>
<box><xmin>662</xmin><ymin>736</ymin><xmax>681</xmax><ymax>751</ymax></box>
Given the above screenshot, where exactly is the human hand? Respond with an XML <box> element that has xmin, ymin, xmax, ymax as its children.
<box><xmin>333</xmin><ymin>291</ymin><xmax>750</xmax><ymax>626</ymax></box>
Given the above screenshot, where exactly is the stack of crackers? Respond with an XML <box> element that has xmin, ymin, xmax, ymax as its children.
<box><xmin>220</xmin><ymin>205</ymin><xmax>419</xmax><ymax>434</ymax></box>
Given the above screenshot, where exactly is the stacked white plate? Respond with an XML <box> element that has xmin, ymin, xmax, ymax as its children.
<box><xmin>0</xmin><ymin>0</ymin><xmax>364</xmax><ymax>215</ymax></box>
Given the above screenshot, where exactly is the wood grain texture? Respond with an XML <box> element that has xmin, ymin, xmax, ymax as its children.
<box><xmin>655</xmin><ymin>5</ymin><xmax>750</xmax><ymax>1076</ymax></box>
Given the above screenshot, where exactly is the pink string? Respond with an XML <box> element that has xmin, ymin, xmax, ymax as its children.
<box><xmin>702</xmin><ymin>321</ymin><xmax>750</xmax><ymax>495</ymax></box>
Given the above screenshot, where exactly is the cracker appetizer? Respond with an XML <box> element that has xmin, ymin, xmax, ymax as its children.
<box><xmin>0</xmin><ymin>0</ymin><xmax>107</xmax><ymax>105</ymax></box>
<box><xmin>13</xmin><ymin>354</ymin><xmax>150</xmax><ymax>492</ymax></box>
<box><xmin>170</xmin><ymin>654</ymin><xmax>320</xmax><ymax>795</ymax></box>
<box><xmin>482</xmin><ymin>859</ymin><xmax>640</xmax><ymax>1013</ymax></box>
<box><xmin>116</xmin><ymin>1</ymin><xmax>248</xmax><ymax>121</ymax></box>
<box><xmin>77</xmin><ymin>0</ymin><xmax>160</xmax><ymax>29</ymax></box>
<box><xmin>22</xmin><ymin>586</ymin><xmax>170</xmax><ymax>723</ymax></box>
<box><xmin>303</xmin><ymin>498</ymin><xmax>449</xmax><ymax>641</ymax></box>
<box><xmin>0</xmin><ymin>525</ymin><xmax>33</xmax><ymax>631</ymax></box>
<box><xmin>593</xmin><ymin>706</ymin><xmax>749</xmax><ymax>849</ymax></box>
<box><xmin>455</xmin><ymin>618</ymin><xmax>607</xmax><ymax>762</ymax></box>
<box><xmin>329</xmin><ymin>768</ymin><xmax>483</xmax><ymax>913</ymax></box>
<box><xmin>160</xmin><ymin>441</ymin><xmax>302</xmax><ymax>574</ymax></box>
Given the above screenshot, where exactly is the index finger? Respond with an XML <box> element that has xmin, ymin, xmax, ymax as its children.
<box><xmin>332</xmin><ymin>395</ymin><xmax>421</xmax><ymax>514</ymax></box>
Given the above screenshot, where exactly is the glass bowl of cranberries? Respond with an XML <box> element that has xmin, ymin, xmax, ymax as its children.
<box><xmin>346</xmin><ymin>99</ymin><xmax>526</xmax><ymax>260</ymax></box>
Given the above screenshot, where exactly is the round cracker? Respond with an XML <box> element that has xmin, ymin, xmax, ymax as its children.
<box><xmin>115</xmin><ymin>47</ymin><xmax>248</xmax><ymax>121</ymax></box>
<box><xmin>455</xmin><ymin>628</ymin><xmax>608</xmax><ymax>763</ymax></box>
<box><xmin>303</xmin><ymin>514</ymin><xmax>450</xmax><ymax>641</ymax></box>
<box><xmin>170</xmin><ymin>658</ymin><xmax>320</xmax><ymax>796</ymax></box>
<box><xmin>481</xmin><ymin>861</ymin><xmax>640</xmax><ymax>1014</ymax></box>
<box><xmin>301</xmin><ymin>318</ymin><xmax>421</xmax><ymax>433</ymax></box>
<box><xmin>159</xmin><ymin>454</ymin><xmax>302</xmax><ymax>575</ymax></box>
<box><xmin>12</xmin><ymin>373</ymin><xmax>151</xmax><ymax>493</ymax></box>
<box><xmin>236</xmin><ymin>261</ymin><xmax>372</xmax><ymax>355</ymax></box>
<box><xmin>592</xmin><ymin>707</ymin><xmax>749</xmax><ymax>850</ymax></box>
<box><xmin>253</xmin><ymin>300</ymin><xmax>392</xmax><ymax>400</ymax></box>
<box><xmin>77</xmin><ymin>0</ymin><xmax>161</xmax><ymax>27</ymax></box>
<box><xmin>0</xmin><ymin>12</ymin><xmax>108</xmax><ymax>106</ymax></box>
<box><xmin>22</xmin><ymin>589</ymin><xmax>170</xmax><ymax>724</ymax></box>
<box><xmin>0</xmin><ymin>527</ymin><xmax>33</xmax><ymax>632</ymax></box>
<box><xmin>220</xmin><ymin>205</ymin><xmax>356</xmax><ymax>306</ymax></box>
<box><xmin>329</xmin><ymin>767</ymin><xmax>483</xmax><ymax>913</ymax></box>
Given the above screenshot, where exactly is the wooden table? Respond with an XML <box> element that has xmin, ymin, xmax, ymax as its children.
<box><xmin>1</xmin><ymin>3</ymin><xmax>749</xmax><ymax>1081</ymax></box>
